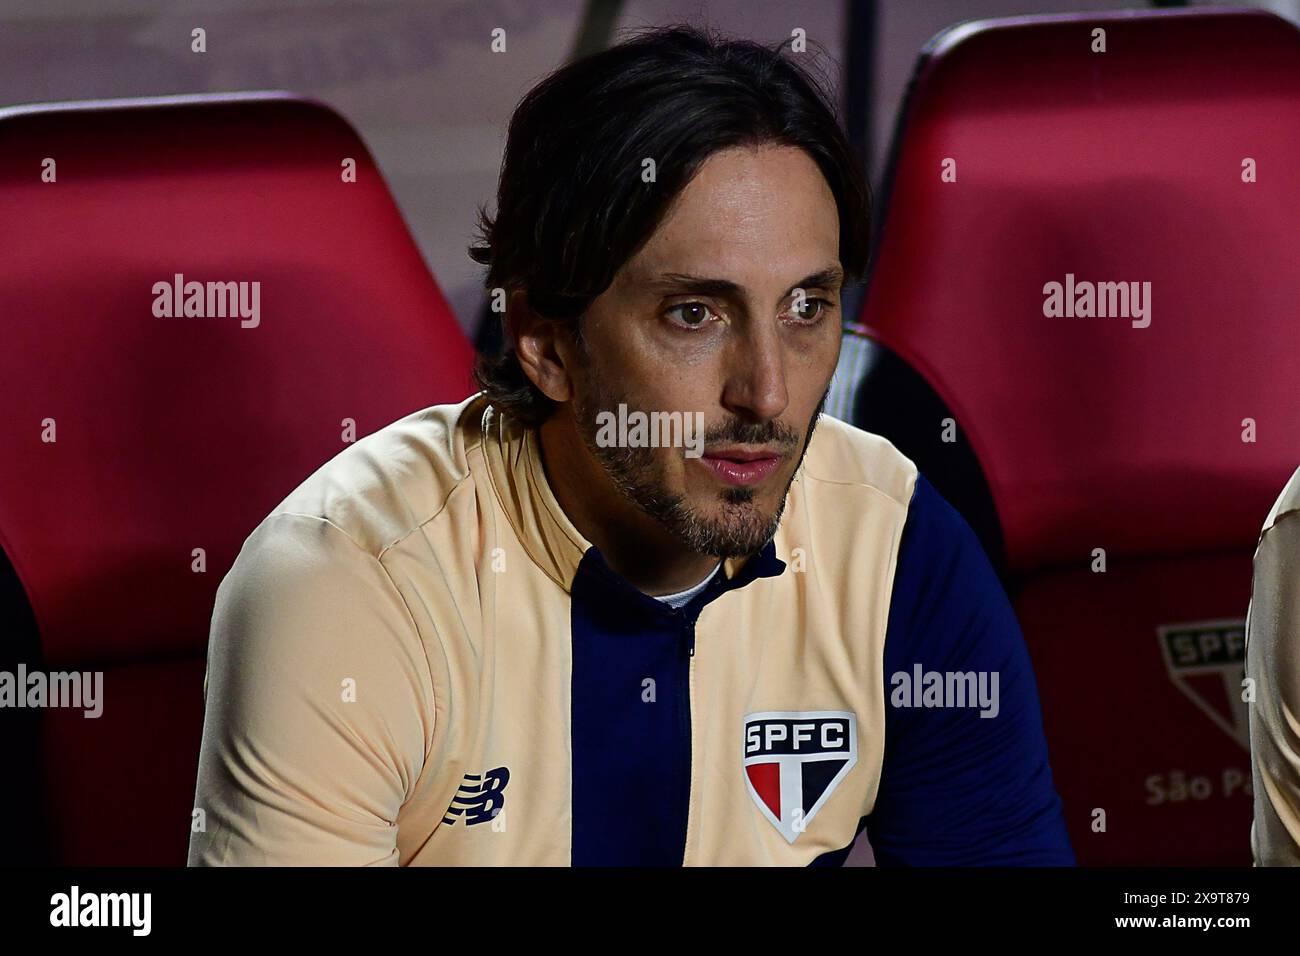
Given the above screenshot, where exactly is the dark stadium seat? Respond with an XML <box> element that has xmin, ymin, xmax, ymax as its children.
<box><xmin>849</xmin><ymin>8</ymin><xmax>1300</xmax><ymax>865</ymax></box>
<box><xmin>0</xmin><ymin>92</ymin><xmax>474</xmax><ymax>864</ymax></box>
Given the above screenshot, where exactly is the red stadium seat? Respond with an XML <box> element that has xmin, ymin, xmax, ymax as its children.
<box><xmin>850</xmin><ymin>9</ymin><xmax>1300</xmax><ymax>864</ymax></box>
<box><xmin>0</xmin><ymin>92</ymin><xmax>474</xmax><ymax>864</ymax></box>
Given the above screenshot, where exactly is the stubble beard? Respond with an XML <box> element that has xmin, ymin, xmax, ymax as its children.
<box><xmin>572</xmin><ymin>361</ymin><xmax>828</xmax><ymax>558</ymax></box>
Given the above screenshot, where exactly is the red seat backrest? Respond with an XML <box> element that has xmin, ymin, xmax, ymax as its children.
<box><xmin>0</xmin><ymin>93</ymin><xmax>474</xmax><ymax>864</ymax></box>
<box><xmin>855</xmin><ymin>9</ymin><xmax>1300</xmax><ymax>864</ymax></box>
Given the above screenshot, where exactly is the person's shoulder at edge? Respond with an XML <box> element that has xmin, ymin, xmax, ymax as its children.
<box><xmin>1257</xmin><ymin>465</ymin><xmax>1300</xmax><ymax>540</ymax></box>
<box><xmin>1247</xmin><ymin>464</ymin><xmax>1300</xmax><ymax>866</ymax></box>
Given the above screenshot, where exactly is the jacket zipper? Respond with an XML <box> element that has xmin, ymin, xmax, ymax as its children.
<box><xmin>679</xmin><ymin>612</ymin><xmax>697</xmax><ymax>865</ymax></box>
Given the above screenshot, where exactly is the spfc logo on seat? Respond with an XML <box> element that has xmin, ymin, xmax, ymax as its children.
<box><xmin>743</xmin><ymin>711</ymin><xmax>857</xmax><ymax>843</ymax></box>
<box><xmin>1157</xmin><ymin>619</ymin><xmax>1248</xmax><ymax>749</ymax></box>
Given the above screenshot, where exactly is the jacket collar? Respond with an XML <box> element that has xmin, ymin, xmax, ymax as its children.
<box><xmin>477</xmin><ymin>395</ymin><xmax>786</xmax><ymax>594</ymax></box>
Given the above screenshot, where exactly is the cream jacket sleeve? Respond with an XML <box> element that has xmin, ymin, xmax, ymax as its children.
<box><xmin>1247</xmin><ymin>466</ymin><xmax>1300</xmax><ymax>865</ymax></box>
<box><xmin>188</xmin><ymin>512</ymin><xmax>436</xmax><ymax>866</ymax></box>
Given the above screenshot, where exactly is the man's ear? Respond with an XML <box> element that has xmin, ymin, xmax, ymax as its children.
<box><xmin>508</xmin><ymin>290</ymin><xmax>574</xmax><ymax>403</ymax></box>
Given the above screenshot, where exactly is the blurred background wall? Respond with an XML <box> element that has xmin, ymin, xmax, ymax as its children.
<box><xmin>2</xmin><ymin>0</ymin><xmax>1295</xmax><ymax>339</ymax></box>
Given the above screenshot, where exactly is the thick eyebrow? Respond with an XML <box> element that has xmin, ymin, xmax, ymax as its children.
<box><xmin>646</xmin><ymin>266</ymin><xmax>845</xmax><ymax>302</ymax></box>
<box><xmin>789</xmin><ymin>267</ymin><xmax>845</xmax><ymax>295</ymax></box>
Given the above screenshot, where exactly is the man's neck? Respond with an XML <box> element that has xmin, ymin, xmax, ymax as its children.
<box><xmin>536</xmin><ymin>415</ymin><xmax>722</xmax><ymax>596</ymax></box>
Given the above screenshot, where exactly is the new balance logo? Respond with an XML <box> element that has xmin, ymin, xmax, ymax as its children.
<box><xmin>442</xmin><ymin>767</ymin><xmax>510</xmax><ymax>826</ymax></box>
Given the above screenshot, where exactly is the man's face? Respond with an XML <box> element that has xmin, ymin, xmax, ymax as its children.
<box><xmin>566</xmin><ymin>144</ymin><xmax>844</xmax><ymax>558</ymax></box>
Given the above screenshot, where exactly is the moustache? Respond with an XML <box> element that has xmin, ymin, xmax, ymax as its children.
<box><xmin>703</xmin><ymin>420</ymin><xmax>801</xmax><ymax>452</ymax></box>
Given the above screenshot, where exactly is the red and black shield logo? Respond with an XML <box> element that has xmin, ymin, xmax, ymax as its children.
<box><xmin>743</xmin><ymin>711</ymin><xmax>857</xmax><ymax>843</ymax></box>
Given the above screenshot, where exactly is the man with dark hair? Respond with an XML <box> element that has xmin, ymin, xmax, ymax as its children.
<box><xmin>189</xmin><ymin>25</ymin><xmax>1073</xmax><ymax>866</ymax></box>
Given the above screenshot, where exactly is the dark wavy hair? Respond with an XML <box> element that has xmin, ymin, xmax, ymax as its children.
<box><xmin>468</xmin><ymin>23</ymin><xmax>872</xmax><ymax>427</ymax></box>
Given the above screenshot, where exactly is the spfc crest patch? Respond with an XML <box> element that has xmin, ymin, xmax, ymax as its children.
<box><xmin>1157</xmin><ymin>619</ymin><xmax>1248</xmax><ymax>749</ymax></box>
<box><xmin>743</xmin><ymin>710</ymin><xmax>857</xmax><ymax>844</ymax></box>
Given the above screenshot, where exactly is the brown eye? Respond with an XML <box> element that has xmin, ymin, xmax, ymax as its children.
<box><xmin>789</xmin><ymin>297</ymin><xmax>830</xmax><ymax>323</ymax></box>
<box><xmin>667</xmin><ymin>302</ymin><xmax>714</xmax><ymax>328</ymax></box>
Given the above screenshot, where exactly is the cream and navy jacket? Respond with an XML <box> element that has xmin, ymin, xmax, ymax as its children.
<box><xmin>188</xmin><ymin>394</ymin><xmax>1074</xmax><ymax>866</ymax></box>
